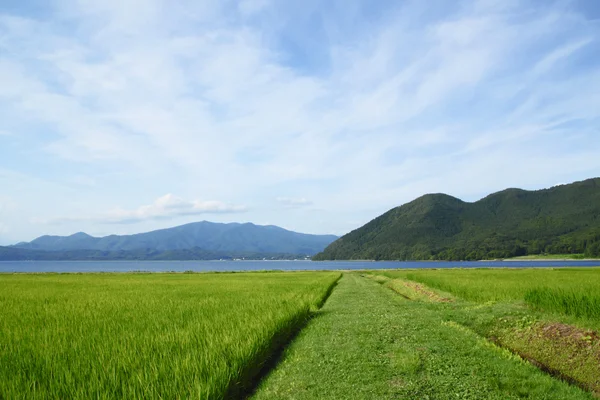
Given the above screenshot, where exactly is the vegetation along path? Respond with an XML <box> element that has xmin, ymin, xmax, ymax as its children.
<box><xmin>253</xmin><ymin>273</ymin><xmax>592</xmax><ymax>399</ymax></box>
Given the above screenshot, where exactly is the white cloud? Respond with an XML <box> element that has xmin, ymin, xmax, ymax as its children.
<box><xmin>0</xmin><ymin>222</ymin><xmax>8</xmax><ymax>238</ymax></box>
<box><xmin>0</xmin><ymin>0</ymin><xmax>599</xmax><ymax>240</ymax></box>
<box><xmin>43</xmin><ymin>194</ymin><xmax>247</xmax><ymax>225</ymax></box>
<box><xmin>532</xmin><ymin>38</ymin><xmax>592</xmax><ymax>76</ymax></box>
<box><xmin>105</xmin><ymin>194</ymin><xmax>247</xmax><ymax>223</ymax></box>
<box><xmin>238</xmin><ymin>0</ymin><xmax>270</xmax><ymax>16</ymax></box>
<box><xmin>0</xmin><ymin>196</ymin><xmax>16</xmax><ymax>241</ymax></box>
<box><xmin>276</xmin><ymin>197</ymin><xmax>313</xmax><ymax>208</ymax></box>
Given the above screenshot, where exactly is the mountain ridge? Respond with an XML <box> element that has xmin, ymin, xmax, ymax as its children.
<box><xmin>11</xmin><ymin>221</ymin><xmax>338</xmax><ymax>257</ymax></box>
<box><xmin>314</xmin><ymin>178</ymin><xmax>600</xmax><ymax>261</ymax></box>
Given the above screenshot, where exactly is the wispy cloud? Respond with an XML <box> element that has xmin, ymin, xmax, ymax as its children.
<box><xmin>0</xmin><ymin>0</ymin><xmax>599</xmax><ymax>242</ymax></box>
<box><xmin>532</xmin><ymin>38</ymin><xmax>593</xmax><ymax>76</ymax></box>
<box><xmin>276</xmin><ymin>197</ymin><xmax>313</xmax><ymax>208</ymax></box>
<box><xmin>41</xmin><ymin>194</ymin><xmax>247</xmax><ymax>225</ymax></box>
<box><xmin>0</xmin><ymin>195</ymin><xmax>16</xmax><ymax>239</ymax></box>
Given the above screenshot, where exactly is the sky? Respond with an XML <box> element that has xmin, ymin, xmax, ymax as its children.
<box><xmin>0</xmin><ymin>0</ymin><xmax>599</xmax><ymax>244</ymax></box>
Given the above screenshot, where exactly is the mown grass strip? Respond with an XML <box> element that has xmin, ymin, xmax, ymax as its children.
<box><xmin>368</xmin><ymin>270</ymin><xmax>600</xmax><ymax>396</ymax></box>
<box><xmin>254</xmin><ymin>274</ymin><xmax>591</xmax><ymax>399</ymax></box>
<box><xmin>0</xmin><ymin>272</ymin><xmax>339</xmax><ymax>399</ymax></box>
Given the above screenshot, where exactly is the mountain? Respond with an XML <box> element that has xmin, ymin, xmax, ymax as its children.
<box><xmin>314</xmin><ymin>178</ymin><xmax>600</xmax><ymax>261</ymax></box>
<box><xmin>11</xmin><ymin>221</ymin><xmax>338</xmax><ymax>258</ymax></box>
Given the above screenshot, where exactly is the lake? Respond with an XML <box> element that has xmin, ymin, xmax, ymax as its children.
<box><xmin>0</xmin><ymin>260</ymin><xmax>599</xmax><ymax>273</ymax></box>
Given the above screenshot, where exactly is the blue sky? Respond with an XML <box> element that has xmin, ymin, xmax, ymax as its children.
<box><xmin>0</xmin><ymin>0</ymin><xmax>599</xmax><ymax>244</ymax></box>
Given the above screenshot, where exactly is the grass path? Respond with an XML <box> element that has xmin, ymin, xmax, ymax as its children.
<box><xmin>253</xmin><ymin>274</ymin><xmax>592</xmax><ymax>399</ymax></box>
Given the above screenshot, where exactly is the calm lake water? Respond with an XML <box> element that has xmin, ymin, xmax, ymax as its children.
<box><xmin>0</xmin><ymin>260</ymin><xmax>599</xmax><ymax>273</ymax></box>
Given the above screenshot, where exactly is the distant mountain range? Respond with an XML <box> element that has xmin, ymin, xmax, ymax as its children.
<box><xmin>314</xmin><ymin>178</ymin><xmax>600</xmax><ymax>261</ymax></box>
<box><xmin>1</xmin><ymin>222</ymin><xmax>338</xmax><ymax>261</ymax></box>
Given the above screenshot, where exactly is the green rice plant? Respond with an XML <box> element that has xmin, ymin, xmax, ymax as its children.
<box><xmin>0</xmin><ymin>272</ymin><xmax>340</xmax><ymax>399</ymax></box>
<box><xmin>525</xmin><ymin>288</ymin><xmax>600</xmax><ymax>320</ymax></box>
<box><xmin>369</xmin><ymin>267</ymin><xmax>600</xmax><ymax>328</ymax></box>
<box><xmin>376</xmin><ymin>268</ymin><xmax>600</xmax><ymax>303</ymax></box>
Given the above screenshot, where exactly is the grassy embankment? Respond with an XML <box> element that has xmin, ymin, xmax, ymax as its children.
<box><xmin>0</xmin><ymin>272</ymin><xmax>340</xmax><ymax>399</ymax></box>
<box><xmin>254</xmin><ymin>273</ymin><xmax>595</xmax><ymax>399</ymax></box>
<box><xmin>370</xmin><ymin>268</ymin><xmax>600</xmax><ymax>393</ymax></box>
<box><xmin>508</xmin><ymin>254</ymin><xmax>590</xmax><ymax>260</ymax></box>
<box><xmin>378</xmin><ymin>268</ymin><xmax>600</xmax><ymax>327</ymax></box>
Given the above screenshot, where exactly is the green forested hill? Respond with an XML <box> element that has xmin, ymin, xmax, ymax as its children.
<box><xmin>314</xmin><ymin>178</ymin><xmax>600</xmax><ymax>261</ymax></box>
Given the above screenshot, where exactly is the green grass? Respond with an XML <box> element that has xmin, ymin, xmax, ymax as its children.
<box><xmin>509</xmin><ymin>254</ymin><xmax>588</xmax><ymax>260</ymax></box>
<box><xmin>363</xmin><ymin>268</ymin><xmax>600</xmax><ymax>394</ymax></box>
<box><xmin>253</xmin><ymin>274</ymin><xmax>592</xmax><ymax>399</ymax></box>
<box><xmin>524</xmin><ymin>288</ymin><xmax>600</xmax><ymax>320</ymax></box>
<box><xmin>0</xmin><ymin>272</ymin><xmax>339</xmax><ymax>399</ymax></box>
<box><xmin>376</xmin><ymin>268</ymin><xmax>600</xmax><ymax>328</ymax></box>
<box><xmin>3</xmin><ymin>269</ymin><xmax>598</xmax><ymax>399</ymax></box>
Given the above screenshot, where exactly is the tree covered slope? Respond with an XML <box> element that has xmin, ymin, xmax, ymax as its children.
<box><xmin>314</xmin><ymin>178</ymin><xmax>600</xmax><ymax>261</ymax></box>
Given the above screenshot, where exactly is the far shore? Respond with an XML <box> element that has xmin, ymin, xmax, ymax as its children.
<box><xmin>503</xmin><ymin>258</ymin><xmax>600</xmax><ymax>262</ymax></box>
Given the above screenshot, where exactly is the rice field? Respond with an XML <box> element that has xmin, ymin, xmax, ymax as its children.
<box><xmin>0</xmin><ymin>272</ymin><xmax>340</xmax><ymax>399</ymax></box>
<box><xmin>524</xmin><ymin>288</ymin><xmax>600</xmax><ymax>320</ymax></box>
<box><xmin>377</xmin><ymin>268</ymin><xmax>600</xmax><ymax>323</ymax></box>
